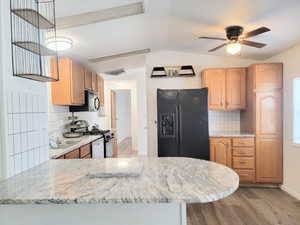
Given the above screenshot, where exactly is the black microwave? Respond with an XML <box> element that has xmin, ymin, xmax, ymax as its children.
<box><xmin>69</xmin><ymin>90</ymin><xmax>100</xmax><ymax>112</ymax></box>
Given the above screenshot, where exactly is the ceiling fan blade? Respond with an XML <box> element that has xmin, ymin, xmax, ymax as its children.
<box><xmin>199</xmin><ymin>36</ymin><xmax>227</xmax><ymax>41</ymax></box>
<box><xmin>242</xmin><ymin>27</ymin><xmax>270</xmax><ymax>39</ymax></box>
<box><xmin>240</xmin><ymin>40</ymin><xmax>267</xmax><ymax>48</ymax></box>
<box><xmin>208</xmin><ymin>43</ymin><xmax>227</xmax><ymax>52</ymax></box>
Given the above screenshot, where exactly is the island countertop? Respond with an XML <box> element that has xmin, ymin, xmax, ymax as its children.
<box><xmin>0</xmin><ymin>158</ymin><xmax>239</xmax><ymax>205</ymax></box>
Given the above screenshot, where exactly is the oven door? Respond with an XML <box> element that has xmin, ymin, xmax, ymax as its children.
<box><xmin>105</xmin><ymin>138</ymin><xmax>114</xmax><ymax>158</ymax></box>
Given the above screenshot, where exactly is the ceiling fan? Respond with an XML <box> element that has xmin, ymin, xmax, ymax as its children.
<box><xmin>199</xmin><ymin>26</ymin><xmax>270</xmax><ymax>55</ymax></box>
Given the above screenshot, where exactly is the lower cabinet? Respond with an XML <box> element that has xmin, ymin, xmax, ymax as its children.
<box><xmin>55</xmin><ymin>143</ymin><xmax>92</xmax><ymax>159</ymax></box>
<box><xmin>65</xmin><ymin>149</ymin><xmax>80</xmax><ymax>159</ymax></box>
<box><xmin>210</xmin><ymin>138</ymin><xmax>232</xmax><ymax>167</ymax></box>
<box><xmin>210</xmin><ymin>137</ymin><xmax>256</xmax><ymax>183</ymax></box>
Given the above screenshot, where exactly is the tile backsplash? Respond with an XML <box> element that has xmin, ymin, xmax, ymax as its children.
<box><xmin>208</xmin><ymin>110</ymin><xmax>240</xmax><ymax>133</ymax></box>
<box><xmin>6</xmin><ymin>91</ymin><xmax>49</xmax><ymax>177</ymax></box>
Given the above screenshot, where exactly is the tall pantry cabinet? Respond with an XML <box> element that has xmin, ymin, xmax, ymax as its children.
<box><xmin>241</xmin><ymin>63</ymin><xmax>283</xmax><ymax>183</ymax></box>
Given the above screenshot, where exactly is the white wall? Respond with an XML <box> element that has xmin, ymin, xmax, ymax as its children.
<box><xmin>267</xmin><ymin>44</ymin><xmax>300</xmax><ymax>200</ymax></box>
<box><xmin>103</xmin><ymin>68</ymin><xmax>148</xmax><ymax>155</ymax></box>
<box><xmin>146</xmin><ymin>50</ymin><xmax>257</xmax><ymax>156</ymax></box>
<box><xmin>0</xmin><ymin>0</ymin><xmax>49</xmax><ymax>178</ymax></box>
<box><xmin>115</xmin><ymin>90</ymin><xmax>132</xmax><ymax>143</ymax></box>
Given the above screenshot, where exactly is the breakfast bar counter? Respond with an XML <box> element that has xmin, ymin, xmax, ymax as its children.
<box><xmin>0</xmin><ymin>158</ymin><xmax>239</xmax><ymax>225</ymax></box>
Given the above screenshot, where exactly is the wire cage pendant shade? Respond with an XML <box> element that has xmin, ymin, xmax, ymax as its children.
<box><xmin>10</xmin><ymin>0</ymin><xmax>59</xmax><ymax>82</ymax></box>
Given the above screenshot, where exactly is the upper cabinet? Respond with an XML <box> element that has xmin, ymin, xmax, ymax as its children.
<box><xmin>202</xmin><ymin>68</ymin><xmax>246</xmax><ymax>110</ymax></box>
<box><xmin>250</xmin><ymin>63</ymin><xmax>283</xmax><ymax>90</ymax></box>
<box><xmin>97</xmin><ymin>75</ymin><xmax>105</xmax><ymax>106</ymax></box>
<box><xmin>226</xmin><ymin>68</ymin><xmax>246</xmax><ymax>110</ymax></box>
<box><xmin>202</xmin><ymin>69</ymin><xmax>226</xmax><ymax>110</ymax></box>
<box><xmin>92</xmin><ymin>72</ymin><xmax>97</xmax><ymax>92</ymax></box>
<box><xmin>51</xmin><ymin>58</ymin><xmax>104</xmax><ymax>106</ymax></box>
<box><xmin>84</xmin><ymin>69</ymin><xmax>93</xmax><ymax>91</ymax></box>
<box><xmin>51</xmin><ymin>58</ymin><xmax>85</xmax><ymax>106</ymax></box>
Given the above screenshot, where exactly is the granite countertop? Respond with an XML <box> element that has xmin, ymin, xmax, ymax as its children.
<box><xmin>49</xmin><ymin>135</ymin><xmax>103</xmax><ymax>159</ymax></box>
<box><xmin>210</xmin><ymin>131</ymin><xmax>255</xmax><ymax>138</ymax></box>
<box><xmin>0</xmin><ymin>158</ymin><xmax>239</xmax><ymax>204</ymax></box>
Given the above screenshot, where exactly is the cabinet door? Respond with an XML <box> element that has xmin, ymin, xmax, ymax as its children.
<box><xmin>71</xmin><ymin>61</ymin><xmax>85</xmax><ymax>105</ymax></box>
<box><xmin>256</xmin><ymin>91</ymin><xmax>283</xmax><ymax>183</ymax></box>
<box><xmin>92</xmin><ymin>72</ymin><xmax>97</xmax><ymax>91</ymax></box>
<box><xmin>202</xmin><ymin>69</ymin><xmax>226</xmax><ymax>110</ymax></box>
<box><xmin>254</xmin><ymin>63</ymin><xmax>283</xmax><ymax>90</ymax></box>
<box><xmin>80</xmin><ymin>143</ymin><xmax>91</xmax><ymax>158</ymax></box>
<box><xmin>84</xmin><ymin>69</ymin><xmax>92</xmax><ymax>90</ymax></box>
<box><xmin>226</xmin><ymin>68</ymin><xmax>246</xmax><ymax>110</ymax></box>
<box><xmin>97</xmin><ymin>75</ymin><xmax>104</xmax><ymax>106</ymax></box>
<box><xmin>210</xmin><ymin>138</ymin><xmax>232</xmax><ymax>167</ymax></box>
<box><xmin>65</xmin><ymin>149</ymin><xmax>80</xmax><ymax>159</ymax></box>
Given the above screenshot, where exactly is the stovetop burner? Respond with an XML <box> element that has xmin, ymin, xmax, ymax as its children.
<box><xmin>84</xmin><ymin>129</ymin><xmax>110</xmax><ymax>136</ymax></box>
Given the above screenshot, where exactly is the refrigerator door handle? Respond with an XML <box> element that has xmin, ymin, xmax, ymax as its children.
<box><xmin>178</xmin><ymin>105</ymin><xmax>182</xmax><ymax>146</ymax></box>
<box><xmin>176</xmin><ymin>106</ymin><xmax>180</xmax><ymax>145</ymax></box>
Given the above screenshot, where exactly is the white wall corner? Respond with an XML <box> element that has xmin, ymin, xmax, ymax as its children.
<box><xmin>281</xmin><ymin>185</ymin><xmax>300</xmax><ymax>201</ymax></box>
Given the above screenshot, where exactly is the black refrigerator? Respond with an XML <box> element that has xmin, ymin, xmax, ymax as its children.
<box><xmin>157</xmin><ymin>88</ymin><xmax>209</xmax><ymax>160</ymax></box>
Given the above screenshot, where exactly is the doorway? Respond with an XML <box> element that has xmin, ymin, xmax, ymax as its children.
<box><xmin>111</xmin><ymin>89</ymin><xmax>135</xmax><ymax>157</ymax></box>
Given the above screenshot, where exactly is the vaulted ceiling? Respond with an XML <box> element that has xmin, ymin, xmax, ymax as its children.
<box><xmin>55</xmin><ymin>0</ymin><xmax>300</xmax><ymax>72</ymax></box>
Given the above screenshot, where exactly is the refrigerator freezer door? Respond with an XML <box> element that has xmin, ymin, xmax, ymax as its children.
<box><xmin>178</xmin><ymin>88</ymin><xmax>209</xmax><ymax>159</ymax></box>
<box><xmin>157</xmin><ymin>89</ymin><xmax>179</xmax><ymax>157</ymax></box>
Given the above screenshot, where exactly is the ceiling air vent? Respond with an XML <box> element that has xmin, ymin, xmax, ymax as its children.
<box><xmin>105</xmin><ymin>69</ymin><xmax>125</xmax><ymax>76</ymax></box>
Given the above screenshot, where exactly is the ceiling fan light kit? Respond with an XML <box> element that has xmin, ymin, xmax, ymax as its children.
<box><xmin>226</xmin><ymin>42</ymin><xmax>242</xmax><ymax>55</ymax></box>
<box><xmin>199</xmin><ymin>25</ymin><xmax>270</xmax><ymax>55</ymax></box>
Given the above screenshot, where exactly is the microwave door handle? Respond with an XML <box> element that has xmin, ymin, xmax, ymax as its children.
<box><xmin>94</xmin><ymin>97</ymin><xmax>100</xmax><ymax>111</ymax></box>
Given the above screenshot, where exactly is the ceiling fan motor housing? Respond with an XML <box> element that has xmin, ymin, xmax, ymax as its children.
<box><xmin>226</xmin><ymin>25</ymin><xmax>244</xmax><ymax>41</ymax></box>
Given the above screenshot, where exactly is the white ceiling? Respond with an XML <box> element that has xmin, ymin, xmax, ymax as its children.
<box><xmin>55</xmin><ymin>0</ymin><xmax>300</xmax><ymax>72</ymax></box>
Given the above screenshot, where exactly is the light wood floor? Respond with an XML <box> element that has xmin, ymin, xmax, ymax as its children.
<box><xmin>187</xmin><ymin>188</ymin><xmax>300</xmax><ymax>225</ymax></box>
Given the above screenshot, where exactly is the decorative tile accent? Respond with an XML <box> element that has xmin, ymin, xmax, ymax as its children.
<box><xmin>6</xmin><ymin>91</ymin><xmax>49</xmax><ymax>177</ymax></box>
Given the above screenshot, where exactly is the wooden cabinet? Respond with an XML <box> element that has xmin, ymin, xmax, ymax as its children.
<box><xmin>210</xmin><ymin>138</ymin><xmax>232</xmax><ymax>167</ymax></box>
<box><xmin>202</xmin><ymin>68</ymin><xmax>246</xmax><ymax>110</ymax></box>
<box><xmin>84</xmin><ymin>68</ymin><xmax>92</xmax><ymax>90</ymax></box>
<box><xmin>97</xmin><ymin>75</ymin><xmax>105</xmax><ymax>106</ymax></box>
<box><xmin>202</xmin><ymin>69</ymin><xmax>226</xmax><ymax>110</ymax></box>
<box><xmin>210</xmin><ymin>137</ymin><xmax>256</xmax><ymax>183</ymax></box>
<box><xmin>241</xmin><ymin>63</ymin><xmax>283</xmax><ymax>184</ymax></box>
<box><xmin>54</xmin><ymin>139</ymin><xmax>103</xmax><ymax>159</ymax></box>
<box><xmin>51</xmin><ymin>58</ymin><xmax>85</xmax><ymax>106</ymax></box>
<box><xmin>65</xmin><ymin>149</ymin><xmax>80</xmax><ymax>159</ymax></box>
<box><xmin>92</xmin><ymin>72</ymin><xmax>97</xmax><ymax>92</ymax></box>
<box><xmin>255</xmin><ymin>91</ymin><xmax>283</xmax><ymax>183</ymax></box>
<box><xmin>253</xmin><ymin>63</ymin><xmax>283</xmax><ymax>90</ymax></box>
<box><xmin>80</xmin><ymin>143</ymin><xmax>91</xmax><ymax>158</ymax></box>
<box><xmin>226</xmin><ymin>68</ymin><xmax>246</xmax><ymax>110</ymax></box>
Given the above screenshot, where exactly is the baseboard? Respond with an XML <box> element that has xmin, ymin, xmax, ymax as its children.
<box><xmin>281</xmin><ymin>185</ymin><xmax>300</xmax><ymax>200</ymax></box>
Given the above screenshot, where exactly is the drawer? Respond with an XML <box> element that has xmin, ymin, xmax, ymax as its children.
<box><xmin>233</xmin><ymin>157</ymin><xmax>255</xmax><ymax>169</ymax></box>
<box><xmin>232</xmin><ymin>138</ymin><xmax>255</xmax><ymax>147</ymax></box>
<box><xmin>235</xmin><ymin>169</ymin><xmax>255</xmax><ymax>183</ymax></box>
<box><xmin>65</xmin><ymin>149</ymin><xmax>80</xmax><ymax>159</ymax></box>
<box><xmin>80</xmin><ymin>144</ymin><xmax>91</xmax><ymax>158</ymax></box>
<box><xmin>233</xmin><ymin>147</ymin><xmax>255</xmax><ymax>157</ymax></box>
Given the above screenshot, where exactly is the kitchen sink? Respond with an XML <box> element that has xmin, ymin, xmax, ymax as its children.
<box><xmin>50</xmin><ymin>139</ymin><xmax>82</xmax><ymax>149</ymax></box>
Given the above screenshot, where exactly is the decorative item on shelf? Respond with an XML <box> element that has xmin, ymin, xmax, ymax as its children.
<box><xmin>10</xmin><ymin>0</ymin><xmax>59</xmax><ymax>82</ymax></box>
<box><xmin>151</xmin><ymin>65</ymin><xmax>195</xmax><ymax>78</ymax></box>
